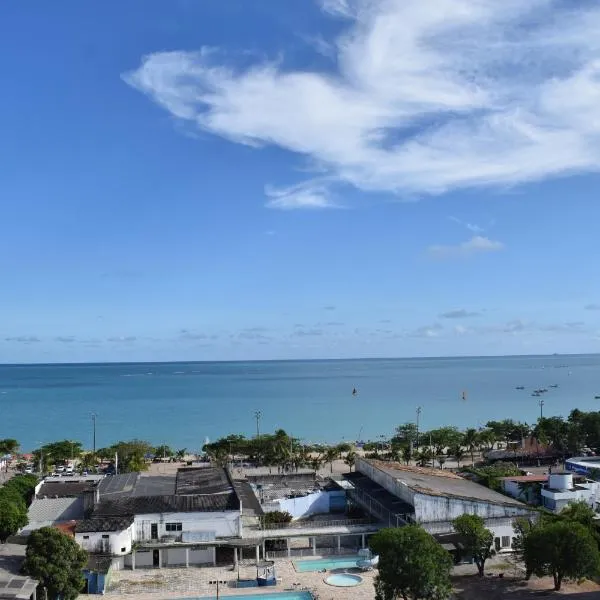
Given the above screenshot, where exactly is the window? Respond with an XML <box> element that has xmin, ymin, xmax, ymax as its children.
<box><xmin>83</xmin><ymin>536</ymin><xmax>89</xmax><ymax>540</ymax></box>
<box><xmin>121</xmin><ymin>547</ymin><xmax>126</xmax><ymax>553</ymax></box>
<box><xmin>501</xmin><ymin>536</ymin><xmax>511</xmax><ymax>548</ymax></box>
<box><xmin>102</xmin><ymin>535</ymin><xmax>110</xmax><ymax>539</ymax></box>
<box><xmin>166</xmin><ymin>522</ymin><xmax>182</xmax><ymax>532</ymax></box>
<box><xmin>494</xmin><ymin>537</ymin><xmax>501</xmax><ymax>551</ymax></box>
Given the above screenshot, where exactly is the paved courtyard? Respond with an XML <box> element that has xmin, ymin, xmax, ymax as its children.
<box><xmin>105</xmin><ymin>557</ymin><xmax>377</xmax><ymax>600</ymax></box>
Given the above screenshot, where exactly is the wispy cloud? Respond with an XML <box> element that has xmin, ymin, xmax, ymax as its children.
<box><xmin>106</xmin><ymin>336</ymin><xmax>137</xmax><ymax>343</ymax></box>
<box><xmin>323</xmin><ymin>305</ymin><xmax>336</xmax><ymax>311</ymax></box>
<box><xmin>123</xmin><ymin>0</ymin><xmax>600</xmax><ymax>204</ymax></box>
<box><xmin>440</xmin><ymin>309</ymin><xmax>481</xmax><ymax>319</ymax></box>
<box><xmin>585</xmin><ymin>303</ymin><xmax>600</xmax><ymax>311</ymax></box>
<box><xmin>54</xmin><ymin>336</ymin><xmax>76</xmax><ymax>343</ymax></box>
<box><xmin>449</xmin><ymin>216</ymin><xmax>484</xmax><ymax>234</ymax></box>
<box><xmin>5</xmin><ymin>335</ymin><xmax>41</xmax><ymax>343</ymax></box>
<box><xmin>428</xmin><ymin>236</ymin><xmax>504</xmax><ymax>259</ymax></box>
<box><xmin>292</xmin><ymin>328</ymin><xmax>324</xmax><ymax>337</ymax></box>
<box><xmin>265</xmin><ymin>182</ymin><xmax>338</xmax><ymax>210</ymax></box>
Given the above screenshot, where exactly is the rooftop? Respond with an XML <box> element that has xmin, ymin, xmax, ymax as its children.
<box><xmin>499</xmin><ymin>475</ymin><xmax>548</xmax><ymax>483</ymax></box>
<box><xmin>37</xmin><ymin>480</ymin><xmax>98</xmax><ymax>498</ymax></box>
<box><xmin>76</xmin><ymin>516</ymin><xmax>134</xmax><ymax>533</ymax></box>
<box><xmin>26</xmin><ymin>496</ymin><xmax>85</xmax><ymax>524</ymax></box>
<box><xmin>365</xmin><ymin>460</ymin><xmax>528</xmax><ymax>507</ymax></box>
<box><xmin>98</xmin><ymin>473</ymin><xmax>139</xmax><ymax>498</ymax></box>
<box><xmin>175</xmin><ymin>468</ymin><xmax>232</xmax><ymax>496</ymax></box>
<box><xmin>0</xmin><ymin>576</ymin><xmax>38</xmax><ymax>600</ymax></box>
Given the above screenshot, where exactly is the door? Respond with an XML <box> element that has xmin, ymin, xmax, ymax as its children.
<box><xmin>153</xmin><ymin>549</ymin><xmax>160</xmax><ymax>567</ymax></box>
<box><xmin>151</xmin><ymin>523</ymin><xmax>158</xmax><ymax>540</ymax></box>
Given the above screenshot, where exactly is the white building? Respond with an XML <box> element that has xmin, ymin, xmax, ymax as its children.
<box><xmin>352</xmin><ymin>458</ymin><xmax>534</xmax><ymax>551</ymax></box>
<box><xmin>540</xmin><ymin>472</ymin><xmax>600</xmax><ymax>513</ymax></box>
<box><xmin>74</xmin><ymin>467</ymin><xmax>246</xmax><ymax>569</ymax></box>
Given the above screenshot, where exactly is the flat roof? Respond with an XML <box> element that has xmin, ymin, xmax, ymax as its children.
<box><xmin>0</xmin><ymin>576</ymin><xmax>38</xmax><ymax>600</ymax></box>
<box><xmin>499</xmin><ymin>475</ymin><xmax>548</xmax><ymax>483</ymax></box>
<box><xmin>366</xmin><ymin>460</ymin><xmax>528</xmax><ymax>507</ymax></box>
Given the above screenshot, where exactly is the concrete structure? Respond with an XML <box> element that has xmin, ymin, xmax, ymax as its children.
<box><xmin>0</xmin><ymin>544</ymin><xmax>38</xmax><ymax>600</ymax></box>
<box><xmin>265</xmin><ymin>489</ymin><xmax>346</xmax><ymax>519</ymax></box>
<box><xmin>565</xmin><ymin>456</ymin><xmax>600</xmax><ymax>478</ymax></box>
<box><xmin>540</xmin><ymin>472</ymin><xmax>600</xmax><ymax>512</ymax></box>
<box><xmin>352</xmin><ymin>458</ymin><xmax>534</xmax><ymax>551</ymax></box>
<box><xmin>500</xmin><ymin>475</ymin><xmax>548</xmax><ymax>504</ymax></box>
<box><xmin>75</xmin><ymin>467</ymin><xmax>250</xmax><ymax>569</ymax></box>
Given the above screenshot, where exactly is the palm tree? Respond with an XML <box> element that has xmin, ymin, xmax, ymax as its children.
<box><xmin>437</xmin><ymin>452</ymin><xmax>447</xmax><ymax>469</ymax></box>
<box><xmin>324</xmin><ymin>447</ymin><xmax>338</xmax><ymax>473</ymax></box>
<box><xmin>449</xmin><ymin>444</ymin><xmax>465</xmax><ymax>468</ymax></box>
<box><xmin>175</xmin><ymin>448</ymin><xmax>187</xmax><ymax>461</ymax></box>
<box><xmin>415</xmin><ymin>448</ymin><xmax>432</xmax><ymax>467</ymax></box>
<box><xmin>309</xmin><ymin>455</ymin><xmax>323</xmax><ymax>472</ymax></box>
<box><xmin>344</xmin><ymin>451</ymin><xmax>357</xmax><ymax>472</ymax></box>
<box><xmin>0</xmin><ymin>439</ymin><xmax>19</xmax><ymax>455</ymax></box>
<box><xmin>463</xmin><ymin>428</ymin><xmax>479</xmax><ymax>465</ymax></box>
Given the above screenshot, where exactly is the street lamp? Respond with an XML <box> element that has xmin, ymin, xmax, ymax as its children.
<box><xmin>538</xmin><ymin>399</ymin><xmax>545</xmax><ymax>420</ymax></box>
<box><xmin>416</xmin><ymin>406</ymin><xmax>422</xmax><ymax>449</ymax></box>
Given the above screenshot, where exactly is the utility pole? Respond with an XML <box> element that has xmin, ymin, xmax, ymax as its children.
<box><xmin>539</xmin><ymin>399</ymin><xmax>545</xmax><ymax>420</ymax></box>
<box><xmin>91</xmin><ymin>413</ymin><xmax>97</xmax><ymax>459</ymax></box>
<box><xmin>416</xmin><ymin>406</ymin><xmax>422</xmax><ymax>449</ymax></box>
<box><xmin>254</xmin><ymin>410</ymin><xmax>262</xmax><ymax>439</ymax></box>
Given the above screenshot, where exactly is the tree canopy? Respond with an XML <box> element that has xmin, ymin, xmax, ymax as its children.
<box><xmin>0</xmin><ymin>474</ymin><xmax>38</xmax><ymax>542</ymax></box>
<box><xmin>524</xmin><ymin>520</ymin><xmax>600</xmax><ymax>590</ymax></box>
<box><xmin>23</xmin><ymin>527</ymin><xmax>88</xmax><ymax>600</ymax></box>
<box><xmin>0</xmin><ymin>438</ymin><xmax>20</xmax><ymax>455</ymax></box>
<box><xmin>370</xmin><ymin>526</ymin><xmax>453</xmax><ymax>600</ymax></box>
<box><xmin>453</xmin><ymin>514</ymin><xmax>494</xmax><ymax>576</ymax></box>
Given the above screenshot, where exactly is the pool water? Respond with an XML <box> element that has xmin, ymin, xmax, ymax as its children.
<box><xmin>189</xmin><ymin>593</ymin><xmax>312</xmax><ymax>600</ymax></box>
<box><xmin>294</xmin><ymin>556</ymin><xmax>360</xmax><ymax>572</ymax></box>
<box><xmin>325</xmin><ymin>574</ymin><xmax>363</xmax><ymax>587</ymax></box>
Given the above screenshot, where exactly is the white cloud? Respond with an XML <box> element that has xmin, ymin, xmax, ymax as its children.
<box><xmin>123</xmin><ymin>0</ymin><xmax>600</xmax><ymax>203</ymax></box>
<box><xmin>428</xmin><ymin>235</ymin><xmax>504</xmax><ymax>259</ymax></box>
<box><xmin>449</xmin><ymin>216</ymin><xmax>484</xmax><ymax>234</ymax></box>
<box><xmin>264</xmin><ymin>182</ymin><xmax>337</xmax><ymax>210</ymax></box>
<box><xmin>440</xmin><ymin>309</ymin><xmax>481</xmax><ymax>319</ymax></box>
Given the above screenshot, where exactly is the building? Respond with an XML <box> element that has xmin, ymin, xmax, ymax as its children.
<box><xmin>74</xmin><ymin>467</ymin><xmax>252</xmax><ymax>569</ymax></box>
<box><xmin>540</xmin><ymin>472</ymin><xmax>600</xmax><ymax>512</ymax></box>
<box><xmin>500</xmin><ymin>475</ymin><xmax>549</xmax><ymax>504</ymax></box>
<box><xmin>350</xmin><ymin>458</ymin><xmax>534</xmax><ymax>551</ymax></box>
<box><xmin>565</xmin><ymin>456</ymin><xmax>600</xmax><ymax>478</ymax></box>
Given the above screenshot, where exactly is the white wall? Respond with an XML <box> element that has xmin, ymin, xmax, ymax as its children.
<box><xmin>268</xmin><ymin>491</ymin><xmax>339</xmax><ymax>519</ymax></box>
<box><xmin>541</xmin><ymin>482</ymin><xmax>599</xmax><ymax>512</ymax></box>
<box><xmin>189</xmin><ymin>548</ymin><xmax>214</xmax><ymax>565</ymax></box>
<box><xmin>134</xmin><ymin>510</ymin><xmax>240</xmax><ymax>541</ymax></box>
<box><xmin>76</xmin><ymin>525</ymin><xmax>134</xmax><ymax>555</ymax></box>
<box><xmin>414</xmin><ymin>493</ymin><xmax>529</xmax><ymax>523</ymax></box>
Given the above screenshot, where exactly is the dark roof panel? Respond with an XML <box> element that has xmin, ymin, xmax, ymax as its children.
<box><xmin>76</xmin><ymin>516</ymin><xmax>134</xmax><ymax>533</ymax></box>
<box><xmin>175</xmin><ymin>467</ymin><xmax>232</xmax><ymax>496</ymax></box>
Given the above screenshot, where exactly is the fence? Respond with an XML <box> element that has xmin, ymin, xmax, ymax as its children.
<box><xmin>347</xmin><ymin>486</ymin><xmax>413</xmax><ymax>528</ymax></box>
<box><xmin>266</xmin><ymin>547</ymin><xmax>360</xmax><ymax>559</ymax></box>
<box><xmin>260</xmin><ymin>517</ymin><xmax>375</xmax><ymax>531</ymax></box>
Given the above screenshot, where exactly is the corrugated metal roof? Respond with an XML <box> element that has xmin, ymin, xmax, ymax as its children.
<box><xmin>26</xmin><ymin>497</ymin><xmax>85</xmax><ymax>523</ymax></box>
<box><xmin>76</xmin><ymin>516</ymin><xmax>134</xmax><ymax>533</ymax></box>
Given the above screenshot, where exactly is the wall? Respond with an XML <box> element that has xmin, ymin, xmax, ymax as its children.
<box><xmin>76</xmin><ymin>526</ymin><xmax>134</xmax><ymax>555</ymax></box>
<box><xmin>541</xmin><ymin>483</ymin><xmax>598</xmax><ymax>512</ymax></box>
<box><xmin>355</xmin><ymin>458</ymin><xmax>416</xmax><ymax>507</ymax></box>
<box><xmin>267</xmin><ymin>491</ymin><xmax>345</xmax><ymax>519</ymax></box>
<box><xmin>414</xmin><ymin>493</ymin><xmax>529</xmax><ymax>523</ymax></box>
<box><xmin>134</xmin><ymin>510</ymin><xmax>240</xmax><ymax>541</ymax></box>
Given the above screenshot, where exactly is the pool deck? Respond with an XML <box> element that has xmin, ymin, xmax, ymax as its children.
<box><xmin>103</xmin><ymin>558</ymin><xmax>377</xmax><ymax>600</ymax></box>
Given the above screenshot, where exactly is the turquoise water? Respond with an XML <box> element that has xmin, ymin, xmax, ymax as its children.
<box><xmin>294</xmin><ymin>556</ymin><xmax>360</xmax><ymax>572</ymax></box>
<box><xmin>325</xmin><ymin>574</ymin><xmax>363</xmax><ymax>587</ymax></box>
<box><xmin>189</xmin><ymin>593</ymin><xmax>311</xmax><ymax>600</ymax></box>
<box><xmin>1</xmin><ymin>355</ymin><xmax>600</xmax><ymax>451</ymax></box>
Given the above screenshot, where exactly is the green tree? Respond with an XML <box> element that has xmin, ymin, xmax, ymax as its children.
<box><xmin>512</xmin><ymin>517</ymin><xmax>538</xmax><ymax>577</ymax></box>
<box><xmin>401</xmin><ymin>444</ymin><xmax>412</xmax><ymax>466</ymax></box>
<box><xmin>261</xmin><ymin>511</ymin><xmax>292</xmax><ymax>527</ymax></box>
<box><xmin>175</xmin><ymin>448</ymin><xmax>187</xmax><ymax>460</ymax></box>
<box><xmin>23</xmin><ymin>527</ymin><xmax>88</xmax><ymax>600</ymax></box>
<box><xmin>394</xmin><ymin>423</ymin><xmax>418</xmax><ymax>447</ymax></box>
<box><xmin>0</xmin><ymin>438</ymin><xmax>20</xmax><ymax>455</ymax></box>
<box><xmin>453</xmin><ymin>514</ymin><xmax>494</xmax><ymax>576</ymax></box>
<box><xmin>524</xmin><ymin>521</ymin><xmax>600</xmax><ymax>590</ymax></box>
<box><xmin>463</xmin><ymin>428</ymin><xmax>479</xmax><ymax>464</ymax></box>
<box><xmin>449</xmin><ymin>444</ymin><xmax>465</xmax><ymax>468</ymax></box>
<box><xmin>324</xmin><ymin>447</ymin><xmax>338</xmax><ymax>473</ymax></box>
<box><xmin>153</xmin><ymin>444</ymin><xmax>174</xmax><ymax>459</ymax></box>
<box><xmin>0</xmin><ymin>497</ymin><xmax>28</xmax><ymax>542</ymax></box>
<box><xmin>370</xmin><ymin>526</ymin><xmax>453</xmax><ymax>600</ymax></box>
<box><xmin>429</xmin><ymin>427</ymin><xmax>463</xmax><ymax>456</ymax></box>
<box><xmin>33</xmin><ymin>440</ymin><xmax>83</xmax><ymax>467</ymax></box>
<box><xmin>344</xmin><ymin>451</ymin><xmax>357</xmax><ymax>472</ymax></box>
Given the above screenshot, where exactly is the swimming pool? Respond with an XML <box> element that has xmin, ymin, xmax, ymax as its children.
<box><xmin>294</xmin><ymin>556</ymin><xmax>360</xmax><ymax>572</ymax></box>
<box><xmin>325</xmin><ymin>573</ymin><xmax>363</xmax><ymax>587</ymax></box>
<box><xmin>186</xmin><ymin>593</ymin><xmax>312</xmax><ymax>600</ymax></box>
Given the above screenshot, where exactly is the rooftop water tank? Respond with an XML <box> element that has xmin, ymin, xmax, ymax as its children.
<box><xmin>548</xmin><ymin>472</ymin><xmax>573</xmax><ymax>491</ymax></box>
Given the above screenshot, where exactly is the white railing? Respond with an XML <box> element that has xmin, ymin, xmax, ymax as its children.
<box><xmin>266</xmin><ymin>547</ymin><xmax>360</xmax><ymax>559</ymax></box>
<box><xmin>261</xmin><ymin>518</ymin><xmax>375</xmax><ymax>531</ymax></box>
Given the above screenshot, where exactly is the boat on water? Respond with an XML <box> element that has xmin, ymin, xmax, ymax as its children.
<box><xmin>532</xmin><ymin>392</ymin><xmax>541</xmax><ymax>397</ymax></box>
<box><xmin>549</xmin><ymin>384</ymin><xmax>558</xmax><ymax>388</ymax></box>
<box><xmin>515</xmin><ymin>386</ymin><xmax>525</xmax><ymax>390</ymax></box>
<box><xmin>595</xmin><ymin>395</ymin><xmax>600</xmax><ymax>400</ymax></box>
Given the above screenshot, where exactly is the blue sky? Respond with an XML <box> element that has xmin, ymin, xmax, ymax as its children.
<box><xmin>3</xmin><ymin>0</ymin><xmax>600</xmax><ymax>363</ymax></box>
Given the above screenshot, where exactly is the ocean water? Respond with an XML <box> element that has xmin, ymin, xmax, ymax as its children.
<box><xmin>1</xmin><ymin>355</ymin><xmax>600</xmax><ymax>452</ymax></box>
